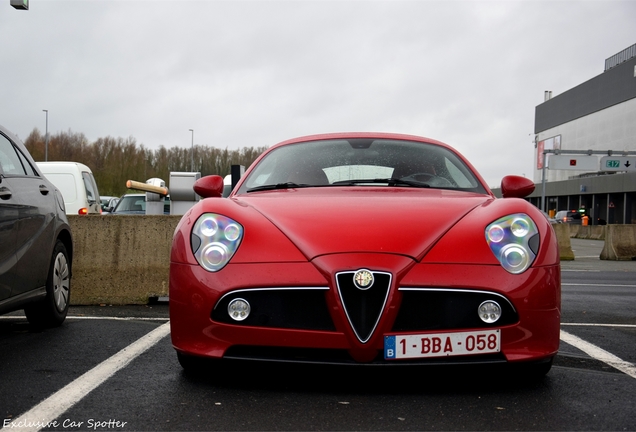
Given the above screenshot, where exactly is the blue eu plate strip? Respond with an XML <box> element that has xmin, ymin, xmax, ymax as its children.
<box><xmin>384</xmin><ymin>335</ymin><xmax>396</xmax><ymax>359</ymax></box>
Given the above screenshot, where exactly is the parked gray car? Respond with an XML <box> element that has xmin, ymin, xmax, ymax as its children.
<box><xmin>0</xmin><ymin>123</ymin><xmax>73</xmax><ymax>326</ymax></box>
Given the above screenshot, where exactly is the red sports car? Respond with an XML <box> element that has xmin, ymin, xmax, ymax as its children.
<box><xmin>169</xmin><ymin>133</ymin><xmax>560</xmax><ymax>376</ymax></box>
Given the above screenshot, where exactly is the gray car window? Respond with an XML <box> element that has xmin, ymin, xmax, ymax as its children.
<box><xmin>15</xmin><ymin>147</ymin><xmax>38</xmax><ymax>176</ymax></box>
<box><xmin>0</xmin><ymin>134</ymin><xmax>27</xmax><ymax>176</ymax></box>
<box><xmin>82</xmin><ymin>172</ymin><xmax>98</xmax><ymax>202</ymax></box>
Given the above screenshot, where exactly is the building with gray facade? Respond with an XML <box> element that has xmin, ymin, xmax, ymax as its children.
<box><xmin>524</xmin><ymin>44</ymin><xmax>636</xmax><ymax>225</ymax></box>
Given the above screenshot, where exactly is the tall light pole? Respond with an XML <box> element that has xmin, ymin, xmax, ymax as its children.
<box><xmin>43</xmin><ymin>109</ymin><xmax>49</xmax><ymax>162</ymax></box>
<box><xmin>189</xmin><ymin>129</ymin><xmax>194</xmax><ymax>172</ymax></box>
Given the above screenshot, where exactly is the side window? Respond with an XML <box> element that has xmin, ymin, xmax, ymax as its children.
<box><xmin>16</xmin><ymin>148</ymin><xmax>38</xmax><ymax>176</ymax></box>
<box><xmin>443</xmin><ymin>156</ymin><xmax>480</xmax><ymax>189</ymax></box>
<box><xmin>0</xmin><ymin>134</ymin><xmax>27</xmax><ymax>176</ymax></box>
<box><xmin>82</xmin><ymin>172</ymin><xmax>98</xmax><ymax>203</ymax></box>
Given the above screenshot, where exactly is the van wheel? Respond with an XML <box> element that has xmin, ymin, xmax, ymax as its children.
<box><xmin>25</xmin><ymin>241</ymin><xmax>71</xmax><ymax>327</ymax></box>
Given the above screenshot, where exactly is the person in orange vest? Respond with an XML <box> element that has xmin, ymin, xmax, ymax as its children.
<box><xmin>582</xmin><ymin>215</ymin><xmax>589</xmax><ymax>226</ymax></box>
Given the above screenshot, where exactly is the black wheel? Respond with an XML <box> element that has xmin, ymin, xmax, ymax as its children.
<box><xmin>25</xmin><ymin>240</ymin><xmax>71</xmax><ymax>327</ymax></box>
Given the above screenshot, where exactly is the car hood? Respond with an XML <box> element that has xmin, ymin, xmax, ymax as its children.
<box><xmin>237</xmin><ymin>188</ymin><xmax>491</xmax><ymax>260</ymax></box>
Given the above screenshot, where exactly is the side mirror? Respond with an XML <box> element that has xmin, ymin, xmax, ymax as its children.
<box><xmin>500</xmin><ymin>175</ymin><xmax>535</xmax><ymax>198</ymax></box>
<box><xmin>193</xmin><ymin>175</ymin><xmax>224</xmax><ymax>198</ymax></box>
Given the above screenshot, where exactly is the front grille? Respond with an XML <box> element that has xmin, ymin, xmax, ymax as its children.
<box><xmin>392</xmin><ymin>288</ymin><xmax>518</xmax><ymax>332</ymax></box>
<box><xmin>212</xmin><ymin>288</ymin><xmax>335</xmax><ymax>331</ymax></box>
<box><xmin>336</xmin><ymin>270</ymin><xmax>392</xmax><ymax>343</ymax></box>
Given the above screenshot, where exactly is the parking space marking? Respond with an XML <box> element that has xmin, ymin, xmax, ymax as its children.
<box><xmin>66</xmin><ymin>316</ymin><xmax>169</xmax><ymax>321</ymax></box>
<box><xmin>6</xmin><ymin>322</ymin><xmax>170</xmax><ymax>432</ymax></box>
<box><xmin>561</xmin><ymin>282</ymin><xmax>636</xmax><ymax>287</ymax></box>
<box><xmin>562</xmin><ymin>323</ymin><xmax>636</xmax><ymax>328</ymax></box>
<box><xmin>561</xmin><ymin>269</ymin><xmax>601</xmax><ymax>272</ymax></box>
<box><xmin>560</xmin><ymin>329</ymin><xmax>636</xmax><ymax>379</ymax></box>
<box><xmin>0</xmin><ymin>316</ymin><xmax>168</xmax><ymax>321</ymax></box>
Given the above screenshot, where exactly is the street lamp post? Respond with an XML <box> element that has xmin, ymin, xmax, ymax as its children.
<box><xmin>189</xmin><ymin>129</ymin><xmax>194</xmax><ymax>172</ymax></box>
<box><xmin>43</xmin><ymin>109</ymin><xmax>48</xmax><ymax>161</ymax></box>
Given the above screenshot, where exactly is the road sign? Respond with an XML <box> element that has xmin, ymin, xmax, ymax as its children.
<box><xmin>10</xmin><ymin>0</ymin><xmax>28</xmax><ymax>10</ymax></box>
<box><xmin>600</xmin><ymin>156</ymin><xmax>636</xmax><ymax>172</ymax></box>
<box><xmin>547</xmin><ymin>155</ymin><xmax>599</xmax><ymax>171</ymax></box>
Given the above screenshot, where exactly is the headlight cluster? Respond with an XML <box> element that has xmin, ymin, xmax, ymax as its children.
<box><xmin>192</xmin><ymin>213</ymin><xmax>243</xmax><ymax>272</ymax></box>
<box><xmin>485</xmin><ymin>213</ymin><xmax>539</xmax><ymax>274</ymax></box>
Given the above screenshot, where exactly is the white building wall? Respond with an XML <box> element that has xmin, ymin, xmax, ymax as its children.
<box><xmin>534</xmin><ymin>97</ymin><xmax>636</xmax><ymax>183</ymax></box>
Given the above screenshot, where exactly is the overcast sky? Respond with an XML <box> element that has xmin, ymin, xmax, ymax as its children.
<box><xmin>1</xmin><ymin>0</ymin><xmax>634</xmax><ymax>187</ymax></box>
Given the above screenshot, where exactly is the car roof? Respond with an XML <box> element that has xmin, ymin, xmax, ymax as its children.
<box><xmin>272</xmin><ymin>132</ymin><xmax>451</xmax><ymax>150</ymax></box>
<box><xmin>36</xmin><ymin>161</ymin><xmax>94</xmax><ymax>173</ymax></box>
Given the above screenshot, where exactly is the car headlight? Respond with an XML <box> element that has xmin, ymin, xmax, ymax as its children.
<box><xmin>485</xmin><ymin>214</ymin><xmax>539</xmax><ymax>274</ymax></box>
<box><xmin>191</xmin><ymin>213</ymin><xmax>243</xmax><ymax>272</ymax></box>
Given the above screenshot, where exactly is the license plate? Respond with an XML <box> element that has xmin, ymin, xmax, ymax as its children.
<box><xmin>384</xmin><ymin>329</ymin><xmax>500</xmax><ymax>360</ymax></box>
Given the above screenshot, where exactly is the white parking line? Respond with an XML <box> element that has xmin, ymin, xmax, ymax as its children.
<box><xmin>560</xmin><ymin>329</ymin><xmax>636</xmax><ymax>379</ymax></box>
<box><xmin>561</xmin><ymin>283</ymin><xmax>636</xmax><ymax>287</ymax></box>
<box><xmin>67</xmin><ymin>316</ymin><xmax>169</xmax><ymax>321</ymax></box>
<box><xmin>0</xmin><ymin>316</ymin><xmax>168</xmax><ymax>321</ymax></box>
<box><xmin>561</xmin><ymin>323</ymin><xmax>636</xmax><ymax>328</ymax></box>
<box><xmin>561</xmin><ymin>269</ymin><xmax>601</xmax><ymax>272</ymax></box>
<box><xmin>5</xmin><ymin>322</ymin><xmax>170</xmax><ymax>432</ymax></box>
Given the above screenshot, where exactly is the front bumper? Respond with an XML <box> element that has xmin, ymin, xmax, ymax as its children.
<box><xmin>169</xmin><ymin>260</ymin><xmax>560</xmax><ymax>365</ymax></box>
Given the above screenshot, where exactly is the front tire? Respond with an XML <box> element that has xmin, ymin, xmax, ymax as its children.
<box><xmin>25</xmin><ymin>240</ymin><xmax>71</xmax><ymax>327</ymax></box>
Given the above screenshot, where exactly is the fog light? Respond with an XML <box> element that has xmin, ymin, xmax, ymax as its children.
<box><xmin>478</xmin><ymin>300</ymin><xmax>501</xmax><ymax>323</ymax></box>
<box><xmin>228</xmin><ymin>298</ymin><xmax>250</xmax><ymax>321</ymax></box>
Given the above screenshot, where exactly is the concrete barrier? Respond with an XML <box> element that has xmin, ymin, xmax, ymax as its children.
<box><xmin>65</xmin><ymin>217</ymin><xmax>629</xmax><ymax>305</ymax></box>
<box><xmin>552</xmin><ymin>223</ymin><xmax>575</xmax><ymax>261</ymax></box>
<box><xmin>571</xmin><ymin>225</ymin><xmax>606</xmax><ymax>240</ymax></box>
<box><xmin>567</xmin><ymin>224</ymin><xmax>579</xmax><ymax>238</ymax></box>
<box><xmin>588</xmin><ymin>226</ymin><xmax>606</xmax><ymax>240</ymax></box>
<box><xmin>600</xmin><ymin>225</ymin><xmax>636</xmax><ymax>261</ymax></box>
<box><xmin>68</xmin><ymin>215</ymin><xmax>180</xmax><ymax>305</ymax></box>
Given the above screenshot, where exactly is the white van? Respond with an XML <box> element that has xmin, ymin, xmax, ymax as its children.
<box><xmin>223</xmin><ymin>174</ymin><xmax>232</xmax><ymax>197</ymax></box>
<box><xmin>36</xmin><ymin>162</ymin><xmax>101</xmax><ymax>215</ymax></box>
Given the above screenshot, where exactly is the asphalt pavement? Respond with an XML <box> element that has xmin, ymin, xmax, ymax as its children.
<box><xmin>1</xmin><ymin>236</ymin><xmax>634</xmax><ymax>431</ymax></box>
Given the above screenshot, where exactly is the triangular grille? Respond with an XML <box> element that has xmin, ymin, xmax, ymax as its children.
<box><xmin>336</xmin><ymin>270</ymin><xmax>392</xmax><ymax>343</ymax></box>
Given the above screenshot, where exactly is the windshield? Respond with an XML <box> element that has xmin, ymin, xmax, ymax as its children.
<box><xmin>113</xmin><ymin>195</ymin><xmax>146</xmax><ymax>212</ymax></box>
<box><xmin>237</xmin><ymin>138</ymin><xmax>486</xmax><ymax>194</ymax></box>
<box><xmin>113</xmin><ymin>195</ymin><xmax>170</xmax><ymax>213</ymax></box>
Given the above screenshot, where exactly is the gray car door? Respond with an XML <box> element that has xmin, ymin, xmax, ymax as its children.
<box><xmin>0</xmin><ymin>135</ymin><xmax>23</xmax><ymax>301</ymax></box>
<box><xmin>0</xmin><ymin>133</ymin><xmax>55</xmax><ymax>299</ymax></box>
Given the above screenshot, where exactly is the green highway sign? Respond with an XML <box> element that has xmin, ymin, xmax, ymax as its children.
<box><xmin>10</xmin><ymin>0</ymin><xmax>29</xmax><ymax>10</ymax></box>
<box><xmin>600</xmin><ymin>156</ymin><xmax>635</xmax><ymax>172</ymax></box>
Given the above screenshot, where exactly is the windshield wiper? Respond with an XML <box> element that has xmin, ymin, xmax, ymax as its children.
<box><xmin>331</xmin><ymin>178</ymin><xmax>431</xmax><ymax>188</ymax></box>
<box><xmin>246</xmin><ymin>182</ymin><xmax>311</xmax><ymax>193</ymax></box>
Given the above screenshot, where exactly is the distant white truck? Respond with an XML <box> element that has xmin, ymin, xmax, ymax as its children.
<box><xmin>37</xmin><ymin>162</ymin><xmax>101</xmax><ymax>215</ymax></box>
